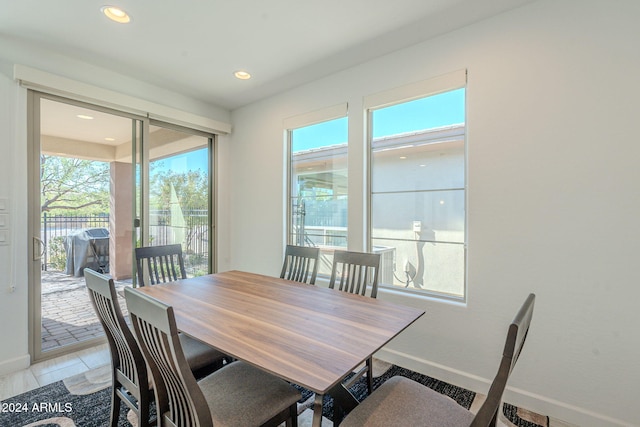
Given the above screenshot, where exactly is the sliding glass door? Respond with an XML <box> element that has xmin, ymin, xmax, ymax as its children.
<box><xmin>28</xmin><ymin>93</ymin><xmax>140</xmax><ymax>360</ymax></box>
<box><xmin>28</xmin><ymin>93</ymin><xmax>215</xmax><ymax>361</ymax></box>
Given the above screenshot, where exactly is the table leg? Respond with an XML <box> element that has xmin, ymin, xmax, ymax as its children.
<box><xmin>312</xmin><ymin>393</ymin><xmax>324</xmax><ymax>427</ymax></box>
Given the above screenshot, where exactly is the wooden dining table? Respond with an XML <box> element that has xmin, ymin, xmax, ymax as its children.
<box><xmin>135</xmin><ymin>270</ymin><xmax>425</xmax><ymax>426</ymax></box>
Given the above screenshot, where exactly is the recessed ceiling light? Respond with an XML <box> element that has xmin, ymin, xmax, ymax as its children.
<box><xmin>234</xmin><ymin>70</ymin><xmax>251</xmax><ymax>80</ymax></box>
<box><xmin>101</xmin><ymin>6</ymin><xmax>131</xmax><ymax>23</ymax></box>
<box><xmin>77</xmin><ymin>114</ymin><xmax>94</xmax><ymax>120</ymax></box>
<box><xmin>399</xmin><ymin>156</ymin><xmax>407</xmax><ymax>159</ymax></box>
<box><xmin>105</xmin><ymin>137</ymin><xmax>116</xmax><ymax>141</ymax></box>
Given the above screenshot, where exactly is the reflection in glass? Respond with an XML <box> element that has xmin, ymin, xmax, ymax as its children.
<box><xmin>148</xmin><ymin>126</ymin><xmax>211</xmax><ymax>277</ymax></box>
<box><xmin>289</xmin><ymin>117</ymin><xmax>348</xmax><ymax>276</ymax></box>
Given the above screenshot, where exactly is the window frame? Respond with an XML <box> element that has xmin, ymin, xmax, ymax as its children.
<box><xmin>365</xmin><ymin>70</ymin><xmax>468</xmax><ymax>301</ymax></box>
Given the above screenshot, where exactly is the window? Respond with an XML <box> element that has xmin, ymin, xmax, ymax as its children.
<box><xmin>368</xmin><ymin>85</ymin><xmax>466</xmax><ymax>298</ymax></box>
<box><xmin>287</xmin><ymin>109</ymin><xmax>348</xmax><ymax>277</ymax></box>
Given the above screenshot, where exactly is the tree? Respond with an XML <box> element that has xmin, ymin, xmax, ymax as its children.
<box><xmin>40</xmin><ymin>155</ymin><xmax>110</xmax><ymax>213</ymax></box>
<box><xmin>149</xmin><ymin>167</ymin><xmax>208</xmax><ymax>209</ymax></box>
<box><xmin>148</xmin><ymin>165</ymin><xmax>209</xmax><ymax>256</ymax></box>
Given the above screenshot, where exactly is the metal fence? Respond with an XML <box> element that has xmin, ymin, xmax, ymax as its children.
<box><xmin>41</xmin><ymin>212</ymin><xmax>109</xmax><ymax>271</ymax></box>
<box><xmin>149</xmin><ymin>209</ymin><xmax>209</xmax><ymax>275</ymax></box>
<box><xmin>149</xmin><ymin>209</ymin><xmax>208</xmax><ymax>255</ymax></box>
<box><xmin>41</xmin><ymin>210</ymin><xmax>209</xmax><ymax>273</ymax></box>
<box><xmin>292</xmin><ymin>198</ymin><xmax>347</xmax><ymax>247</ymax></box>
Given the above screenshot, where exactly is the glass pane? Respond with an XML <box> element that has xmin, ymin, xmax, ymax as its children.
<box><xmin>290</xmin><ymin>117</ymin><xmax>348</xmax><ymax>277</ymax></box>
<box><xmin>372</xmin><ymin>139</ymin><xmax>464</xmax><ymax>193</ymax></box>
<box><xmin>373</xmin><ymin>239</ymin><xmax>465</xmax><ymax>297</ymax></box>
<box><xmin>372</xmin><ymin>89</ymin><xmax>465</xmax><ymax>136</ymax></box>
<box><xmin>371</xmin><ymin>190</ymin><xmax>464</xmax><ymax>243</ymax></box>
<box><xmin>370</xmin><ymin>88</ymin><xmax>465</xmax><ymax>297</ymax></box>
<box><xmin>148</xmin><ymin>126</ymin><xmax>210</xmax><ymax>277</ymax></box>
<box><xmin>38</xmin><ymin>98</ymin><xmax>134</xmax><ymax>355</ymax></box>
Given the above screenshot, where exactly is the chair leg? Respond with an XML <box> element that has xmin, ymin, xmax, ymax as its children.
<box><xmin>109</xmin><ymin>384</ymin><xmax>121</xmax><ymax>427</ymax></box>
<box><xmin>488</xmin><ymin>407</ymin><xmax>499</xmax><ymax>427</ymax></box>
<box><xmin>138</xmin><ymin>387</ymin><xmax>151</xmax><ymax>427</ymax></box>
<box><xmin>366</xmin><ymin>357</ymin><xmax>373</xmax><ymax>395</ymax></box>
<box><xmin>286</xmin><ymin>403</ymin><xmax>298</xmax><ymax>427</ymax></box>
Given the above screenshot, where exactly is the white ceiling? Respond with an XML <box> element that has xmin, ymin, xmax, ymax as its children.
<box><xmin>1</xmin><ymin>0</ymin><xmax>536</xmax><ymax>111</ymax></box>
<box><xmin>40</xmin><ymin>99</ymin><xmax>134</xmax><ymax>145</ymax></box>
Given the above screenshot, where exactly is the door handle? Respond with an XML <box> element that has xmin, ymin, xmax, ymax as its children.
<box><xmin>33</xmin><ymin>236</ymin><xmax>45</xmax><ymax>261</ymax></box>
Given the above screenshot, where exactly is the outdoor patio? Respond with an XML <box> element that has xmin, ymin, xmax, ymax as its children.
<box><xmin>41</xmin><ymin>270</ymin><xmax>131</xmax><ymax>351</ymax></box>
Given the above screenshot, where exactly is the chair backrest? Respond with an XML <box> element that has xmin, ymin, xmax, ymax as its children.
<box><xmin>84</xmin><ymin>269</ymin><xmax>147</xmax><ymax>404</ymax></box>
<box><xmin>470</xmin><ymin>293</ymin><xmax>536</xmax><ymax>427</ymax></box>
<box><xmin>280</xmin><ymin>245</ymin><xmax>320</xmax><ymax>284</ymax></box>
<box><xmin>135</xmin><ymin>244</ymin><xmax>187</xmax><ymax>286</ymax></box>
<box><xmin>329</xmin><ymin>250</ymin><xmax>381</xmax><ymax>298</ymax></box>
<box><xmin>124</xmin><ymin>287</ymin><xmax>214</xmax><ymax>427</ymax></box>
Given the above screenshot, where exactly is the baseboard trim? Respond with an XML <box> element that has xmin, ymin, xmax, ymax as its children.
<box><xmin>0</xmin><ymin>354</ymin><xmax>30</xmax><ymax>377</ymax></box>
<box><xmin>376</xmin><ymin>348</ymin><xmax>634</xmax><ymax>427</ymax></box>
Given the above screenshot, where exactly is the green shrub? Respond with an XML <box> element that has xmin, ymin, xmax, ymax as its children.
<box><xmin>48</xmin><ymin>237</ymin><xmax>67</xmax><ymax>271</ymax></box>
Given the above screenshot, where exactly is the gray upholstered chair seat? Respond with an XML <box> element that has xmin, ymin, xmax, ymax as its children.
<box><xmin>341</xmin><ymin>376</ymin><xmax>474</xmax><ymax>427</ymax></box>
<box><xmin>179</xmin><ymin>333</ymin><xmax>225</xmax><ymax>373</ymax></box>
<box><xmin>198</xmin><ymin>361</ymin><xmax>301</xmax><ymax>427</ymax></box>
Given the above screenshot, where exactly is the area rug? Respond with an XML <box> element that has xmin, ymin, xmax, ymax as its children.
<box><xmin>0</xmin><ymin>362</ymin><xmax>548</xmax><ymax>427</ymax></box>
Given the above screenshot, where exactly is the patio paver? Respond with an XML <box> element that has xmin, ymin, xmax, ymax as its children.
<box><xmin>41</xmin><ymin>270</ymin><xmax>131</xmax><ymax>351</ymax></box>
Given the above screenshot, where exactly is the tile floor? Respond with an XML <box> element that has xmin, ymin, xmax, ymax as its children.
<box><xmin>0</xmin><ymin>343</ymin><xmax>110</xmax><ymax>402</ymax></box>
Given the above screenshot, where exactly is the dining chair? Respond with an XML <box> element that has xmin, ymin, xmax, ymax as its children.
<box><xmin>124</xmin><ymin>286</ymin><xmax>301</xmax><ymax>427</ymax></box>
<box><xmin>85</xmin><ymin>270</ymin><xmax>227</xmax><ymax>427</ymax></box>
<box><xmin>135</xmin><ymin>245</ymin><xmax>232</xmax><ymax>374</ymax></box>
<box><xmin>340</xmin><ymin>293</ymin><xmax>536</xmax><ymax>427</ymax></box>
<box><xmin>329</xmin><ymin>250</ymin><xmax>380</xmax><ymax>298</ymax></box>
<box><xmin>329</xmin><ymin>250</ymin><xmax>381</xmax><ymax>395</ymax></box>
<box><xmin>85</xmin><ymin>268</ymin><xmax>152</xmax><ymax>427</ymax></box>
<box><xmin>135</xmin><ymin>244</ymin><xmax>186</xmax><ymax>286</ymax></box>
<box><xmin>280</xmin><ymin>244</ymin><xmax>320</xmax><ymax>284</ymax></box>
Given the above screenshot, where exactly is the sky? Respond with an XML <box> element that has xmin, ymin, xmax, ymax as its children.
<box><xmin>151</xmin><ymin>147</ymin><xmax>208</xmax><ymax>176</ymax></box>
<box><xmin>292</xmin><ymin>88</ymin><xmax>465</xmax><ymax>152</ymax></box>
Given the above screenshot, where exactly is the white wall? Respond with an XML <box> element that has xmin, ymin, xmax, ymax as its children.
<box><xmin>226</xmin><ymin>1</ymin><xmax>640</xmax><ymax>426</ymax></box>
<box><xmin>0</xmin><ymin>40</ymin><xmax>231</xmax><ymax>374</ymax></box>
<box><xmin>0</xmin><ymin>37</ymin><xmax>231</xmax><ymax>124</ymax></box>
<box><xmin>0</xmin><ymin>65</ymin><xmax>30</xmax><ymax>373</ymax></box>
